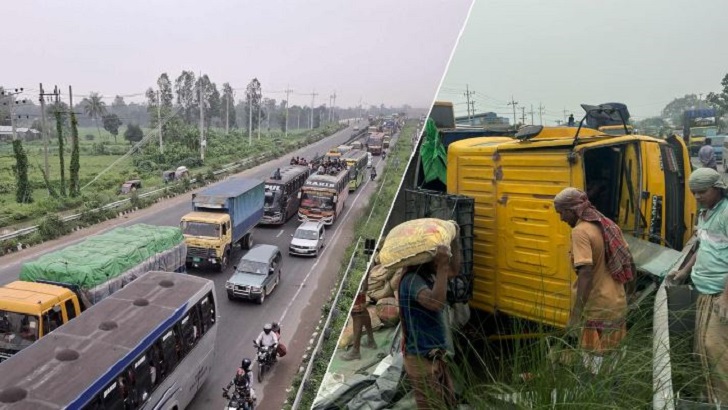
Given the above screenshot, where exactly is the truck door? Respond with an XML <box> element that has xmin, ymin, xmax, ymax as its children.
<box><xmin>617</xmin><ymin>142</ymin><xmax>644</xmax><ymax>238</ymax></box>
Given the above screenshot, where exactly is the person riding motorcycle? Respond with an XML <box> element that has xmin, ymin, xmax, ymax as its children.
<box><xmin>370</xmin><ymin>167</ymin><xmax>377</xmax><ymax>181</ymax></box>
<box><xmin>255</xmin><ymin>323</ymin><xmax>279</xmax><ymax>362</ymax></box>
<box><xmin>223</xmin><ymin>358</ymin><xmax>257</xmax><ymax>403</ymax></box>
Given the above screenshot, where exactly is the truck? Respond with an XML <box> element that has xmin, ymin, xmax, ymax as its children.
<box><xmin>368</xmin><ymin>133</ymin><xmax>384</xmax><ymax>156</ymax></box>
<box><xmin>683</xmin><ymin>108</ymin><xmax>719</xmax><ymax>155</ymax></box>
<box><xmin>181</xmin><ymin>178</ymin><xmax>264</xmax><ymax>272</ymax></box>
<box><xmin>0</xmin><ymin>224</ymin><xmax>186</xmax><ymax>361</ymax></box>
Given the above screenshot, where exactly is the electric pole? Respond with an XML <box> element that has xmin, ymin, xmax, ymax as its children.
<box><xmin>284</xmin><ymin>86</ymin><xmax>293</xmax><ymax>138</ymax></box>
<box><xmin>332</xmin><ymin>91</ymin><xmax>337</xmax><ymax>123</ymax></box>
<box><xmin>157</xmin><ymin>91</ymin><xmax>163</xmax><ymax>154</ymax></box>
<box><xmin>39</xmin><ymin>83</ymin><xmax>60</xmax><ymax>178</ymax></box>
<box><xmin>199</xmin><ymin>81</ymin><xmax>205</xmax><ymax>161</ymax></box>
<box><xmin>538</xmin><ymin>102</ymin><xmax>545</xmax><ymax>125</ymax></box>
<box><xmin>563</xmin><ymin>108</ymin><xmax>568</xmax><ymax>124</ymax></box>
<box><xmin>309</xmin><ymin>90</ymin><xmax>318</xmax><ymax>129</ymax></box>
<box><xmin>248</xmin><ymin>88</ymin><xmax>253</xmax><ymax>145</ymax></box>
<box><xmin>2</xmin><ymin>88</ymin><xmax>25</xmax><ymax>141</ymax></box>
<box><xmin>464</xmin><ymin>84</ymin><xmax>475</xmax><ymax>120</ymax></box>
<box><xmin>225</xmin><ymin>92</ymin><xmax>230</xmax><ymax>134</ymax></box>
<box><xmin>521</xmin><ymin>107</ymin><xmax>527</xmax><ymax>125</ymax></box>
<box><xmin>529</xmin><ymin>104</ymin><xmax>534</xmax><ymax>125</ymax></box>
<box><xmin>507</xmin><ymin>96</ymin><xmax>518</xmax><ymax>128</ymax></box>
<box><xmin>257</xmin><ymin>91</ymin><xmax>262</xmax><ymax>140</ymax></box>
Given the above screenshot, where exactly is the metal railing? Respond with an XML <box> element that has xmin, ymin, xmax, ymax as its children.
<box><xmin>292</xmin><ymin>237</ymin><xmax>362</xmax><ymax>409</ymax></box>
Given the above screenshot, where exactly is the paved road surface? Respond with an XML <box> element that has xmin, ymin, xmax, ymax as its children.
<box><xmin>0</xmin><ymin>121</ymin><xmax>396</xmax><ymax>409</ymax></box>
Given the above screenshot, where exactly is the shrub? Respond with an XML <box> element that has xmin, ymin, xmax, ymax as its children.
<box><xmin>85</xmin><ymin>134</ymin><xmax>95</xmax><ymax>141</ymax></box>
<box><xmin>37</xmin><ymin>214</ymin><xmax>68</xmax><ymax>241</ymax></box>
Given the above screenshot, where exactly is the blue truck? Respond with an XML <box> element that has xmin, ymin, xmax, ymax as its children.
<box><xmin>180</xmin><ymin>178</ymin><xmax>264</xmax><ymax>272</ymax></box>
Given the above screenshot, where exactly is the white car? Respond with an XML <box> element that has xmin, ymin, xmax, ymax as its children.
<box><xmin>289</xmin><ymin>220</ymin><xmax>326</xmax><ymax>257</ymax></box>
<box><xmin>367</xmin><ymin>152</ymin><xmax>373</xmax><ymax>168</ymax></box>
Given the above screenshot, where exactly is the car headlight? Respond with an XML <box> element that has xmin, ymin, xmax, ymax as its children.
<box><xmin>251</xmin><ymin>286</ymin><xmax>261</xmax><ymax>292</ymax></box>
<box><xmin>226</xmin><ymin>282</ymin><xmax>233</xmax><ymax>289</ymax></box>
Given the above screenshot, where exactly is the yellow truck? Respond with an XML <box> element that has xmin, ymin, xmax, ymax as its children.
<box><xmin>0</xmin><ymin>224</ymin><xmax>186</xmax><ymax>361</ymax></box>
<box><xmin>181</xmin><ymin>178</ymin><xmax>264</xmax><ymax>272</ymax></box>
<box><xmin>446</xmin><ymin>125</ymin><xmax>696</xmax><ymax>327</ymax></box>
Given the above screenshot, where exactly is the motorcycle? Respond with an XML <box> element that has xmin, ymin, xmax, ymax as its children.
<box><xmin>222</xmin><ymin>386</ymin><xmax>255</xmax><ymax>410</ymax></box>
<box><xmin>370</xmin><ymin>170</ymin><xmax>377</xmax><ymax>181</ymax></box>
<box><xmin>253</xmin><ymin>340</ymin><xmax>277</xmax><ymax>382</ymax></box>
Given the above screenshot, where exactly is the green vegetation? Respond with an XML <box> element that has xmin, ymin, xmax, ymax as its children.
<box><xmin>285</xmin><ymin>120</ymin><xmax>417</xmax><ymax>409</ymax></box>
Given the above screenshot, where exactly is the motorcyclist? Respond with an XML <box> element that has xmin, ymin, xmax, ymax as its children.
<box><xmin>370</xmin><ymin>167</ymin><xmax>377</xmax><ymax>181</ymax></box>
<box><xmin>255</xmin><ymin>323</ymin><xmax>279</xmax><ymax>362</ymax></box>
<box><xmin>223</xmin><ymin>358</ymin><xmax>256</xmax><ymax>404</ymax></box>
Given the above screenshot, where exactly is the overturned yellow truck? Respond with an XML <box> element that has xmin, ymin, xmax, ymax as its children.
<box><xmin>445</xmin><ymin>125</ymin><xmax>696</xmax><ymax>327</ymax></box>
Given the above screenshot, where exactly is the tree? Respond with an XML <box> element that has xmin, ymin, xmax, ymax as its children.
<box><xmin>194</xmin><ymin>75</ymin><xmax>219</xmax><ymax>128</ymax></box>
<box><xmin>637</xmin><ymin>116</ymin><xmax>668</xmax><ymax>137</ymax></box>
<box><xmin>81</xmin><ymin>92</ymin><xmax>108</xmax><ymax>139</ymax></box>
<box><xmin>124</xmin><ymin>123</ymin><xmax>144</xmax><ymax>144</ymax></box>
<box><xmin>54</xmin><ymin>105</ymin><xmax>66</xmax><ymax>196</ymax></box>
<box><xmin>102</xmin><ymin>114</ymin><xmax>123</xmax><ymax>143</ymax></box>
<box><xmin>222</xmin><ymin>82</ymin><xmax>236</xmax><ymax>131</ymax></box>
<box><xmin>111</xmin><ymin>95</ymin><xmax>127</xmax><ymax>118</ymax></box>
<box><xmin>175</xmin><ymin>71</ymin><xmax>197</xmax><ymax>124</ymax></box>
<box><xmin>661</xmin><ymin>94</ymin><xmax>701</xmax><ymax>127</ymax></box>
<box><xmin>707</xmin><ymin>73</ymin><xmax>728</xmax><ymax>114</ymax></box>
<box><xmin>245</xmin><ymin>78</ymin><xmax>262</xmax><ymax>135</ymax></box>
<box><xmin>12</xmin><ymin>140</ymin><xmax>32</xmax><ymax>203</ymax></box>
<box><xmin>278</xmin><ymin>100</ymin><xmax>288</xmax><ymax>131</ymax></box>
<box><xmin>69</xmin><ymin>112</ymin><xmax>80</xmax><ymax>197</ymax></box>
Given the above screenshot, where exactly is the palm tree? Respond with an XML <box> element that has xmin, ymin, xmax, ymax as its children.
<box><xmin>82</xmin><ymin>92</ymin><xmax>108</xmax><ymax>140</ymax></box>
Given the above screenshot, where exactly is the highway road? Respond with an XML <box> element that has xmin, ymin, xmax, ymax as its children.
<box><xmin>0</xmin><ymin>121</ymin><xmax>396</xmax><ymax>410</ymax></box>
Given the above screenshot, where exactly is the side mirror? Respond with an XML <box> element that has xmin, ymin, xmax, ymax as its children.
<box><xmin>297</xmin><ymin>192</ymin><xmax>302</xmax><ymax>199</ymax></box>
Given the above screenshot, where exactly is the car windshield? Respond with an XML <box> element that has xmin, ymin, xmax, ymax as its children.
<box><xmin>181</xmin><ymin>221</ymin><xmax>220</xmax><ymax>238</ymax></box>
<box><xmin>711</xmin><ymin>136</ymin><xmax>726</xmax><ymax>147</ymax></box>
<box><xmin>294</xmin><ymin>228</ymin><xmax>318</xmax><ymax>240</ymax></box>
<box><xmin>301</xmin><ymin>193</ymin><xmax>334</xmax><ymax>210</ymax></box>
<box><xmin>0</xmin><ymin>311</ymin><xmax>39</xmax><ymax>353</ymax></box>
<box><xmin>236</xmin><ymin>260</ymin><xmax>269</xmax><ymax>275</ymax></box>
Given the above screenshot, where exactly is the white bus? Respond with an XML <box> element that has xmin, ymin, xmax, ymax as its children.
<box><xmin>0</xmin><ymin>271</ymin><xmax>217</xmax><ymax>410</ymax></box>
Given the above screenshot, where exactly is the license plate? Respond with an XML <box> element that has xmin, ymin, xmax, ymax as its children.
<box><xmin>193</xmin><ymin>257</ymin><xmax>202</xmax><ymax>262</ymax></box>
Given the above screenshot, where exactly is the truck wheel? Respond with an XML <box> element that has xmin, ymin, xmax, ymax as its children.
<box><xmin>218</xmin><ymin>250</ymin><xmax>229</xmax><ymax>273</ymax></box>
<box><xmin>242</xmin><ymin>233</ymin><xmax>254</xmax><ymax>250</ymax></box>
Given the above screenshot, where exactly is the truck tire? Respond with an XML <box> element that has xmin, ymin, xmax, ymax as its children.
<box><xmin>217</xmin><ymin>248</ymin><xmax>230</xmax><ymax>272</ymax></box>
<box><xmin>242</xmin><ymin>233</ymin><xmax>254</xmax><ymax>250</ymax></box>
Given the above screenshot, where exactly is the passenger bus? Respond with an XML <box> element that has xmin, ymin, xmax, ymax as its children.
<box><xmin>261</xmin><ymin>165</ymin><xmax>310</xmax><ymax>225</ymax></box>
<box><xmin>342</xmin><ymin>149</ymin><xmax>368</xmax><ymax>191</ymax></box>
<box><xmin>298</xmin><ymin>169</ymin><xmax>351</xmax><ymax>225</ymax></box>
<box><xmin>0</xmin><ymin>271</ymin><xmax>217</xmax><ymax>410</ymax></box>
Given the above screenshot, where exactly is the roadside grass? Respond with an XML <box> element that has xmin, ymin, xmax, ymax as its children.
<box><xmin>0</xmin><ymin>126</ymin><xmax>336</xmax><ymax>230</ymax></box>
<box><xmin>284</xmin><ymin>120</ymin><xmax>417</xmax><ymax>409</ymax></box>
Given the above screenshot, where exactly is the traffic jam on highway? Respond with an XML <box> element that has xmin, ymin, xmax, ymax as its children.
<box><xmin>0</xmin><ymin>118</ymin><xmax>403</xmax><ymax>410</ymax></box>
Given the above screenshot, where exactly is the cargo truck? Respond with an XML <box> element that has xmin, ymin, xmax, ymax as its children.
<box><xmin>683</xmin><ymin>108</ymin><xmax>719</xmax><ymax>155</ymax></box>
<box><xmin>0</xmin><ymin>224</ymin><xmax>186</xmax><ymax>361</ymax></box>
<box><xmin>368</xmin><ymin>133</ymin><xmax>384</xmax><ymax>156</ymax></box>
<box><xmin>181</xmin><ymin>178</ymin><xmax>264</xmax><ymax>272</ymax></box>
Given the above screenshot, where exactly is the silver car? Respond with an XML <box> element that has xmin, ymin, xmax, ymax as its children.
<box><xmin>289</xmin><ymin>220</ymin><xmax>326</xmax><ymax>257</ymax></box>
<box><xmin>225</xmin><ymin>244</ymin><xmax>282</xmax><ymax>304</ymax></box>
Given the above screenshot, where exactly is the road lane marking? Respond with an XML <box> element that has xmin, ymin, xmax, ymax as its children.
<box><xmin>276</xmin><ymin>229</ymin><xmax>284</xmax><ymax>238</ymax></box>
<box><xmin>278</xmin><ymin>177</ymin><xmax>371</xmax><ymax>323</ymax></box>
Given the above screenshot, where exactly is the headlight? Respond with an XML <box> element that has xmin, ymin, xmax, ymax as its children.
<box><xmin>226</xmin><ymin>282</ymin><xmax>233</xmax><ymax>289</ymax></box>
<box><xmin>251</xmin><ymin>286</ymin><xmax>261</xmax><ymax>292</ymax></box>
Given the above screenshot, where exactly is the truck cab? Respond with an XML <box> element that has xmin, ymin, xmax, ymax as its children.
<box><xmin>181</xmin><ymin>211</ymin><xmax>234</xmax><ymax>270</ymax></box>
<box><xmin>0</xmin><ymin>281</ymin><xmax>80</xmax><ymax>361</ymax></box>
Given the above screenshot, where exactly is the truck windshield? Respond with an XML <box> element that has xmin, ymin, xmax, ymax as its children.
<box><xmin>0</xmin><ymin>310</ymin><xmax>39</xmax><ymax>355</ymax></box>
<box><xmin>301</xmin><ymin>193</ymin><xmax>334</xmax><ymax>211</ymax></box>
<box><xmin>181</xmin><ymin>221</ymin><xmax>220</xmax><ymax>238</ymax></box>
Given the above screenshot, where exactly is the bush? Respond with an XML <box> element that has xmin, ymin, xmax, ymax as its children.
<box><xmin>37</xmin><ymin>214</ymin><xmax>68</xmax><ymax>241</ymax></box>
<box><xmin>85</xmin><ymin>134</ymin><xmax>95</xmax><ymax>141</ymax></box>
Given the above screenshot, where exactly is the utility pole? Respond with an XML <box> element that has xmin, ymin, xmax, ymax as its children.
<box><xmin>309</xmin><ymin>89</ymin><xmax>318</xmax><ymax>129</ymax></box>
<box><xmin>332</xmin><ymin>91</ymin><xmax>337</xmax><ymax>123</ymax></box>
<box><xmin>463</xmin><ymin>84</ymin><xmax>476</xmax><ymax>120</ymax></box>
<box><xmin>538</xmin><ymin>102</ymin><xmax>545</xmax><ymax>125</ymax></box>
<box><xmin>563</xmin><ymin>108</ymin><xmax>568</xmax><ymax>124</ymax></box>
<box><xmin>521</xmin><ymin>107</ymin><xmax>527</xmax><ymax>125</ymax></box>
<box><xmin>257</xmin><ymin>91</ymin><xmax>262</xmax><ymax>140</ymax></box>
<box><xmin>225</xmin><ymin>93</ymin><xmax>230</xmax><ymax>134</ymax></box>
<box><xmin>507</xmin><ymin>96</ymin><xmax>518</xmax><ymax>128</ymax></box>
<box><xmin>297</xmin><ymin>111</ymin><xmax>301</xmax><ymax>129</ymax></box>
<box><xmin>529</xmin><ymin>104</ymin><xmax>535</xmax><ymax>125</ymax></box>
<box><xmin>2</xmin><ymin>88</ymin><xmax>24</xmax><ymax>141</ymax></box>
<box><xmin>248</xmin><ymin>88</ymin><xmax>253</xmax><ymax>145</ymax></box>
<box><xmin>284</xmin><ymin>86</ymin><xmax>292</xmax><ymax>138</ymax></box>
<box><xmin>199</xmin><ymin>81</ymin><xmax>205</xmax><ymax>160</ymax></box>
<box><xmin>39</xmin><ymin>83</ymin><xmax>60</xmax><ymax>178</ymax></box>
<box><xmin>157</xmin><ymin>91</ymin><xmax>163</xmax><ymax>154</ymax></box>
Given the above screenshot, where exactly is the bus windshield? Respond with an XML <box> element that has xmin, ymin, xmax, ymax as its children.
<box><xmin>181</xmin><ymin>221</ymin><xmax>220</xmax><ymax>238</ymax></box>
<box><xmin>264</xmin><ymin>190</ymin><xmax>280</xmax><ymax>208</ymax></box>
<box><xmin>0</xmin><ymin>311</ymin><xmax>39</xmax><ymax>354</ymax></box>
<box><xmin>301</xmin><ymin>192</ymin><xmax>334</xmax><ymax>210</ymax></box>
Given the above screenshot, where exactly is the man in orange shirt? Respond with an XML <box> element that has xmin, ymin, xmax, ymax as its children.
<box><xmin>554</xmin><ymin>187</ymin><xmax>633</xmax><ymax>374</ymax></box>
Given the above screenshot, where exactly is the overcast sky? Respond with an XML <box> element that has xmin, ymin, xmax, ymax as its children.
<box><xmin>5</xmin><ymin>0</ymin><xmax>472</xmax><ymax>109</ymax></box>
<box><xmin>440</xmin><ymin>0</ymin><xmax>728</xmax><ymax>124</ymax></box>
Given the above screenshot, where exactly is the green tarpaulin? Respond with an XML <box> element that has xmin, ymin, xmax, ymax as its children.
<box><xmin>20</xmin><ymin>224</ymin><xmax>184</xmax><ymax>289</ymax></box>
<box><xmin>419</xmin><ymin>118</ymin><xmax>447</xmax><ymax>184</ymax></box>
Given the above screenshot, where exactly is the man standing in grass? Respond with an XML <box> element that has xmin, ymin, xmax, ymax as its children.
<box><xmin>553</xmin><ymin>187</ymin><xmax>632</xmax><ymax>374</ymax></box>
<box><xmin>399</xmin><ymin>241</ymin><xmax>461</xmax><ymax>409</ymax></box>
<box><xmin>668</xmin><ymin>168</ymin><xmax>728</xmax><ymax>403</ymax></box>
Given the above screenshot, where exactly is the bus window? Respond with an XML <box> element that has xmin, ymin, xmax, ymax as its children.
<box><xmin>132</xmin><ymin>353</ymin><xmax>153</xmax><ymax>405</ymax></box>
<box><xmin>100</xmin><ymin>379</ymin><xmax>125</xmax><ymax>410</ymax></box>
<box><xmin>64</xmin><ymin>299</ymin><xmax>77</xmax><ymax>321</ymax></box>
<box><xmin>200</xmin><ymin>292</ymin><xmax>216</xmax><ymax>333</ymax></box>
<box><xmin>160</xmin><ymin>328</ymin><xmax>179</xmax><ymax>372</ymax></box>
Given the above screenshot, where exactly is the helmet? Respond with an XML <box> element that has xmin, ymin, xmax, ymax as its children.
<box><xmin>241</xmin><ymin>358</ymin><xmax>252</xmax><ymax>370</ymax></box>
<box><xmin>263</xmin><ymin>323</ymin><xmax>272</xmax><ymax>334</ymax></box>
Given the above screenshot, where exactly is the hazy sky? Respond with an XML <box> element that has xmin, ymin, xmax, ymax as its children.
<box><xmin>440</xmin><ymin>0</ymin><xmax>728</xmax><ymax>123</ymax></box>
<box><xmin>5</xmin><ymin>0</ymin><xmax>472</xmax><ymax>109</ymax></box>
